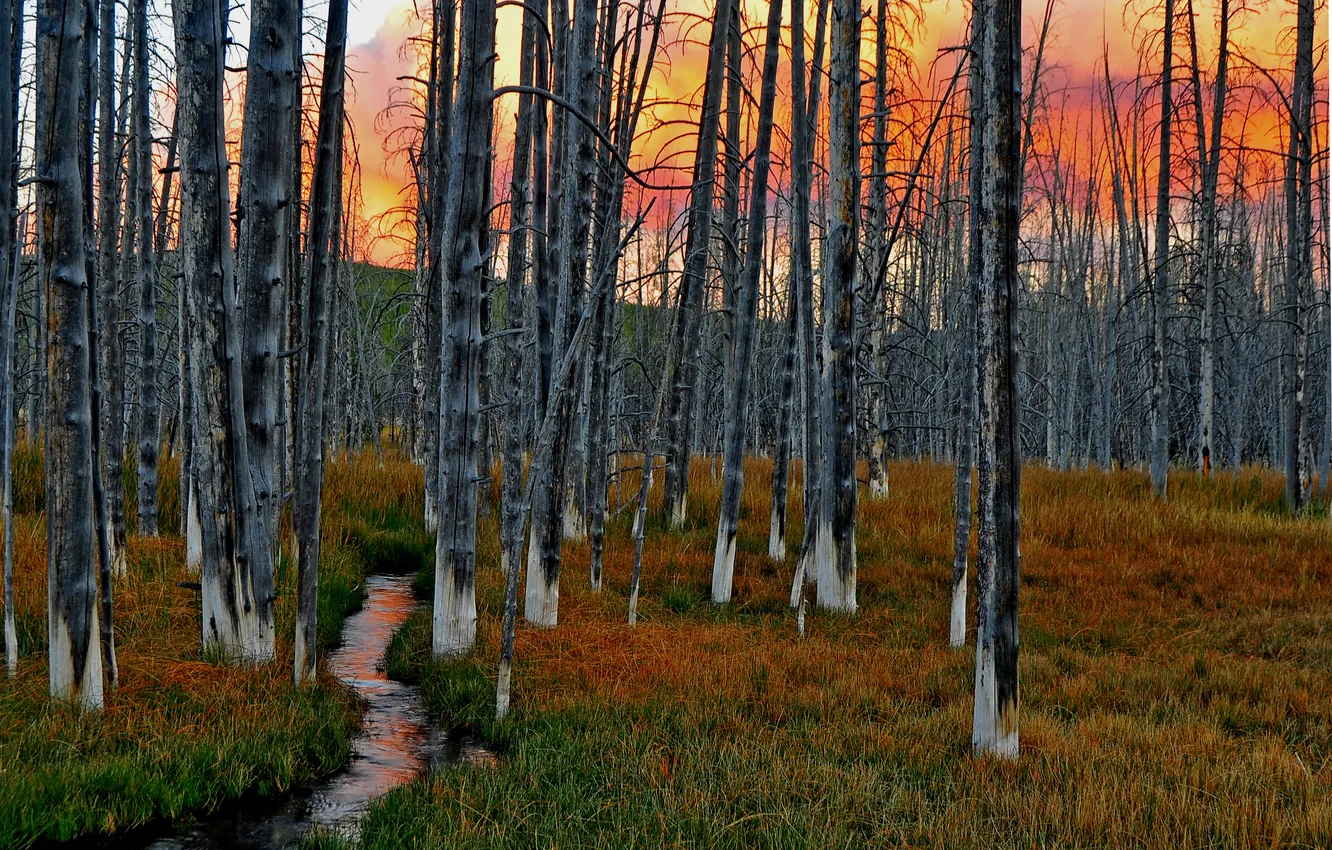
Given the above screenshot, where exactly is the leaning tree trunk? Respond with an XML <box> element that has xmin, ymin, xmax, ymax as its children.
<box><xmin>293</xmin><ymin>0</ymin><xmax>347</xmax><ymax>686</ymax></box>
<box><xmin>660</xmin><ymin>0</ymin><xmax>736</xmax><ymax>529</ymax></box>
<box><xmin>710</xmin><ymin>0</ymin><xmax>783</xmax><ymax>604</ymax></box>
<box><xmin>131</xmin><ymin>0</ymin><xmax>159</xmax><ymax>537</ymax></box>
<box><xmin>0</xmin><ymin>0</ymin><xmax>21</xmax><ymax>677</ymax></box>
<box><xmin>971</xmin><ymin>0</ymin><xmax>1022</xmax><ymax>758</ymax></box>
<box><xmin>175</xmin><ymin>0</ymin><xmax>268</xmax><ymax>662</ymax></box>
<box><xmin>432</xmin><ymin>0</ymin><xmax>494</xmax><ymax>655</ymax></box>
<box><xmin>38</xmin><ymin>0</ymin><xmax>103</xmax><ymax>708</ymax></box>
<box><xmin>814</xmin><ymin>0</ymin><xmax>860</xmax><ymax>613</ymax></box>
<box><xmin>237</xmin><ymin>0</ymin><xmax>300</xmax><ymax>647</ymax></box>
<box><xmin>1148</xmin><ymin>0</ymin><xmax>1173</xmax><ymax>500</ymax></box>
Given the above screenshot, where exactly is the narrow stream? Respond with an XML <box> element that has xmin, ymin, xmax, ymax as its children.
<box><xmin>89</xmin><ymin>573</ymin><xmax>477</xmax><ymax>850</ymax></box>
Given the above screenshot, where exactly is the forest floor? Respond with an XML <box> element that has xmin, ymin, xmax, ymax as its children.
<box><xmin>314</xmin><ymin>456</ymin><xmax>1329</xmax><ymax>850</ymax></box>
<box><xmin>0</xmin><ymin>449</ymin><xmax>430</xmax><ymax>847</ymax></box>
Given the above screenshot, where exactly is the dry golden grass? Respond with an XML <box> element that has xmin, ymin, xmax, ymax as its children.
<box><xmin>357</xmin><ymin>457</ymin><xmax>1329</xmax><ymax>850</ymax></box>
<box><xmin>0</xmin><ymin>446</ymin><xmax>434</xmax><ymax>847</ymax></box>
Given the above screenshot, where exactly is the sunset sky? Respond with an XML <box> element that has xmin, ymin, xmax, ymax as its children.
<box><xmin>329</xmin><ymin>0</ymin><xmax>1324</xmax><ymax>265</ymax></box>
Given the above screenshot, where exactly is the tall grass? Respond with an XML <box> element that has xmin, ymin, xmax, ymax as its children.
<box><xmin>0</xmin><ymin>445</ymin><xmax>429</xmax><ymax>847</ymax></box>
<box><xmin>324</xmin><ymin>457</ymin><xmax>1329</xmax><ymax>849</ymax></box>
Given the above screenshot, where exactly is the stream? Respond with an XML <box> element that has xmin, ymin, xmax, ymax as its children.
<box><xmin>88</xmin><ymin>573</ymin><xmax>488</xmax><ymax>850</ymax></box>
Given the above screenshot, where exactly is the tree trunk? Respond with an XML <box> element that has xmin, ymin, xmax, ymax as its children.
<box><xmin>432</xmin><ymin>0</ymin><xmax>494</xmax><ymax>654</ymax></box>
<box><xmin>293</xmin><ymin>0</ymin><xmax>347</xmax><ymax>685</ymax></box>
<box><xmin>710</xmin><ymin>0</ymin><xmax>783</xmax><ymax>604</ymax></box>
<box><xmin>660</xmin><ymin>0</ymin><xmax>736</xmax><ymax>529</ymax></box>
<box><xmin>131</xmin><ymin>0</ymin><xmax>158</xmax><ymax>536</ymax></box>
<box><xmin>238</xmin><ymin>0</ymin><xmax>300</xmax><ymax>642</ymax></box>
<box><xmin>0</xmin><ymin>0</ymin><xmax>21</xmax><ymax>677</ymax></box>
<box><xmin>1148</xmin><ymin>0</ymin><xmax>1173</xmax><ymax>500</ymax></box>
<box><xmin>1282</xmin><ymin>0</ymin><xmax>1313</xmax><ymax>512</ymax></box>
<box><xmin>39</xmin><ymin>0</ymin><xmax>103</xmax><ymax>707</ymax></box>
<box><xmin>175</xmin><ymin>0</ymin><xmax>268</xmax><ymax>662</ymax></box>
<box><xmin>814</xmin><ymin>0</ymin><xmax>859</xmax><ymax>613</ymax></box>
<box><xmin>971</xmin><ymin>0</ymin><xmax>1022</xmax><ymax>758</ymax></box>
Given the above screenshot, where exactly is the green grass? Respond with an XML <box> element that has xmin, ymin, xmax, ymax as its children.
<box><xmin>0</xmin><ymin>449</ymin><xmax>433</xmax><ymax>847</ymax></box>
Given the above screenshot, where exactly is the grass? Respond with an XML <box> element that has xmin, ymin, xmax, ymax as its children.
<box><xmin>316</xmin><ymin>457</ymin><xmax>1329</xmax><ymax>850</ymax></box>
<box><xmin>0</xmin><ymin>445</ymin><xmax>429</xmax><ymax>848</ymax></box>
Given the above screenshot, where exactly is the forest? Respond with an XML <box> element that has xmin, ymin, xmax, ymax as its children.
<box><xmin>0</xmin><ymin>0</ymin><xmax>1327</xmax><ymax>845</ymax></box>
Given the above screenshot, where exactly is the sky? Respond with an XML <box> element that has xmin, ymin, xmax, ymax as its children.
<box><xmin>328</xmin><ymin>0</ymin><xmax>1324</xmax><ymax>265</ymax></box>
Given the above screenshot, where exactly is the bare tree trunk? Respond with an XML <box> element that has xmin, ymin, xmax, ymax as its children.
<box><xmin>971</xmin><ymin>0</ymin><xmax>1021</xmax><ymax>758</ymax></box>
<box><xmin>710</xmin><ymin>0</ymin><xmax>783</xmax><ymax>604</ymax></box>
<box><xmin>1282</xmin><ymin>0</ymin><xmax>1313</xmax><ymax>513</ymax></box>
<box><xmin>792</xmin><ymin>0</ymin><xmax>829</xmax><ymax>596</ymax></box>
<box><xmin>499</xmin><ymin>13</ymin><xmax>536</xmax><ymax>582</ymax></box>
<box><xmin>864</xmin><ymin>0</ymin><xmax>889</xmax><ymax>500</ymax></box>
<box><xmin>131</xmin><ymin>0</ymin><xmax>158</xmax><ymax>536</ymax></box>
<box><xmin>175</xmin><ymin>0</ymin><xmax>268</xmax><ymax>662</ymax></box>
<box><xmin>39</xmin><ymin>0</ymin><xmax>103</xmax><ymax>707</ymax></box>
<box><xmin>1190</xmin><ymin>0</ymin><xmax>1227</xmax><ymax>476</ymax></box>
<box><xmin>93</xmin><ymin>0</ymin><xmax>125</xmax><ymax>577</ymax></box>
<box><xmin>293</xmin><ymin>0</ymin><xmax>347</xmax><ymax>685</ymax></box>
<box><xmin>423</xmin><ymin>0</ymin><xmax>457</xmax><ymax>534</ymax></box>
<box><xmin>952</xmin><ymin>41</ymin><xmax>982</xmax><ymax>649</ymax></box>
<box><xmin>814</xmin><ymin>0</ymin><xmax>859</xmax><ymax>613</ymax></box>
<box><xmin>660</xmin><ymin>0</ymin><xmax>736</xmax><ymax>529</ymax></box>
<box><xmin>1148</xmin><ymin>0</ymin><xmax>1173</xmax><ymax>500</ymax></box>
<box><xmin>238</xmin><ymin>0</ymin><xmax>300</xmax><ymax>641</ymax></box>
<box><xmin>0</xmin><ymin>0</ymin><xmax>21</xmax><ymax>677</ymax></box>
<box><xmin>432</xmin><ymin>0</ymin><xmax>494</xmax><ymax>654</ymax></box>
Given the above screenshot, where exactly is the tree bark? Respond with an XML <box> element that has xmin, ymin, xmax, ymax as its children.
<box><xmin>1148</xmin><ymin>0</ymin><xmax>1173</xmax><ymax>500</ymax></box>
<box><xmin>710</xmin><ymin>0</ymin><xmax>783</xmax><ymax>604</ymax></box>
<box><xmin>660</xmin><ymin>0</ymin><xmax>736</xmax><ymax>529</ymax></box>
<box><xmin>131</xmin><ymin>0</ymin><xmax>158</xmax><ymax>536</ymax></box>
<box><xmin>432</xmin><ymin>0</ymin><xmax>494</xmax><ymax>655</ymax></box>
<box><xmin>814</xmin><ymin>0</ymin><xmax>859</xmax><ymax>613</ymax></box>
<box><xmin>971</xmin><ymin>0</ymin><xmax>1022</xmax><ymax>758</ymax></box>
<box><xmin>293</xmin><ymin>0</ymin><xmax>347</xmax><ymax>685</ymax></box>
<box><xmin>238</xmin><ymin>0</ymin><xmax>301</xmax><ymax>641</ymax></box>
<box><xmin>0</xmin><ymin>0</ymin><xmax>21</xmax><ymax>677</ymax></box>
<box><xmin>175</xmin><ymin>0</ymin><xmax>268</xmax><ymax>662</ymax></box>
<box><xmin>39</xmin><ymin>0</ymin><xmax>103</xmax><ymax>707</ymax></box>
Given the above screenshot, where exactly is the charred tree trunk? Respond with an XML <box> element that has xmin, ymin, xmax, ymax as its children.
<box><xmin>293</xmin><ymin>0</ymin><xmax>347</xmax><ymax>685</ymax></box>
<box><xmin>131</xmin><ymin>0</ymin><xmax>158</xmax><ymax>536</ymax></box>
<box><xmin>1282</xmin><ymin>0</ymin><xmax>1313</xmax><ymax>512</ymax></box>
<box><xmin>1148</xmin><ymin>0</ymin><xmax>1173</xmax><ymax>500</ymax></box>
<box><xmin>175</xmin><ymin>0</ymin><xmax>268</xmax><ymax>662</ymax></box>
<box><xmin>1</xmin><ymin>0</ymin><xmax>21</xmax><ymax>677</ymax></box>
<box><xmin>660</xmin><ymin>0</ymin><xmax>736</xmax><ymax>529</ymax></box>
<box><xmin>814</xmin><ymin>0</ymin><xmax>859</xmax><ymax>613</ymax></box>
<box><xmin>971</xmin><ymin>0</ymin><xmax>1022</xmax><ymax>758</ymax></box>
<box><xmin>710</xmin><ymin>0</ymin><xmax>783</xmax><ymax>604</ymax></box>
<box><xmin>432</xmin><ymin>0</ymin><xmax>494</xmax><ymax>654</ymax></box>
<box><xmin>237</xmin><ymin>0</ymin><xmax>301</xmax><ymax>640</ymax></box>
<box><xmin>39</xmin><ymin>0</ymin><xmax>103</xmax><ymax>707</ymax></box>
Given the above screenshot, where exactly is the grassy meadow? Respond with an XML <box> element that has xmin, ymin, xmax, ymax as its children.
<box><xmin>320</xmin><ymin>457</ymin><xmax>1329</xmax><ymax>849</ymax></box>
<box><xmin>0</xmin><ymin>447</ymin><xmax>429</xmax><ymax>847</ymax></box>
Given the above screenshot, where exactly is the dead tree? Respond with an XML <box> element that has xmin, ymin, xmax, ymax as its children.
<box><xmin>710</xmin><ymin>0</ymin><xmax>783</xmax><ymax>604</ymax></box>
<box><xmin>1</xmin><ymin>0</ymin><xmax>21</xmax><ymax>677</ymax></box>
<box><xmin>1148</xmin><ymin>0</ymin><xmax>1174</xmax><ymax>500</ymax></box>
<box><xmin>237</xmin><ymin>0</ymin><xmax>301</xmax><ymax>651</ymax></box>
<box><xmin>814</xmin><ymin>0</ymin><xmax>860</xmax><ymax>613</ymax></box>
<box><xmin>432</xmin><ymin>0</ymin><xmax>495</xmax><ymax>654</ymax></box>
<box><xmin>39</xmin><ymin>0</ymin><xmax>103</xmax><ymax>707</ymax></box>
<box><xmin>293</xmin><ymin>0</ymin><xmax>347</xmax><ymax>685</ymax></box>
<box><xmin>971</xmin><ymin>0</ymin><xmax>1022</xmax><ymax>758</ymax></box>
<box><xmin>131</xmin><ymin>0</ymin><xmax>158</xmax><ymax>536</ymax></box>
<box><xmin>175</xmin><ymin>0</ymin><xmax>268</xmax><ymax>661</ymax></box>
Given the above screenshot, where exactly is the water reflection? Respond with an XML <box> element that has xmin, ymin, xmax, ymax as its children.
<box><xmin>83</xmin><ymin>573</ymin><xmax>473</xmax><ymax>850</ymax></box>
